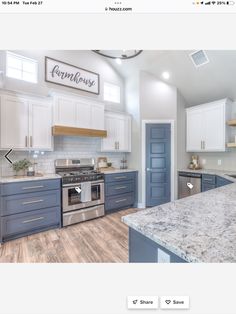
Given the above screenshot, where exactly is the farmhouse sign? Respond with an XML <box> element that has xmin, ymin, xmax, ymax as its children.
<box><xmin>45</xmin><ymin>57</ymin><xmax>100</xmax><ymax>95</ymax></box>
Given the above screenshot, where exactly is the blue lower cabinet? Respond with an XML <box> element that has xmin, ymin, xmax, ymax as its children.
<box><xmin>104</xmin><ymin>171</ymin><xmax>137</xmax><ymax>213</ymax></box>
<box><xmin>1</xmin><ymin>190</ymin><xmax>61</xmax><ymax>216</ymax></box>
<box><xmin>0</xmin><ymin>178</ymin><xmax>61</xmax><ymax>243</ymax></box>
<box><xmin>1</xmin><ymin>207</ymin><xmax>60</xmax><ymax>242</ymax></box>
<box><xmin>202</xmin><ymin>175</ymin><xmax>232</xmax><ymax>192</ymax></box>
<box><xmin>106</xmin><ymin>193</ymin><xmax>135</xmax><ymax>212</ymax></box>
<box><xmin>201</xmin><ymin>174</ymin><xmax>216</xmax><ymax>192</ymax></box>
<box><xmin>202</xmin><ymin>183</ymin><xmax>216</xmax><ymax>192</ymax></box>
<box><xmin>216</xmin><ymin>176</ymin><xmax>232</xmax><ymax>187</ymax></box>
<box><xmin>1</xmin><ymin>179</ymin><xmax>60</xmax><ymax>196</ymax></box>
<box><xmin>129</xmin><ymin>228</ymin><xmax>187</xmax><ymax>263</ymax></box>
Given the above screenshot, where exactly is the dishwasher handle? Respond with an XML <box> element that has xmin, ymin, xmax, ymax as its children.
<box><xmin>178</xmin><ymin>171</ymin><xmax>202</xmax><ymax>178</ymax></box>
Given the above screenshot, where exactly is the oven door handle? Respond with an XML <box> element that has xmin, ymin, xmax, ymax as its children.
<box><xmin>63</xmin><ymin>180</ymin><xmax>104</xmax><ymax>188</ymax></box>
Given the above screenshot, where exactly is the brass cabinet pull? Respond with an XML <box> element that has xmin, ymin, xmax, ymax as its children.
<box><xmin>22</xmin><ymin>216</ymin><xmax>44</xmax><ymax>224</ymax></box>
<box><xmin>22</xmin><ymin>185</ymin><xmax>44</xmax><ymax>190</ymax></box>
<box><xmin>114</xmin><ymin>176</ymin><xmax>127</xmax><ymax>179</ymax></box>
<box><xmin>117</xmin><ymin>141</ymin><xmax>119</xmax><ymax>150</ymax></box>
<box><xmin>25</xmin><ymin>136</ymin><xmax>28</xmax><ymax>147</ymax></box>
<box><xmin>115</xmin><ymin>198</ymin><xmax>127</xmax><ymax>203</ymax></box>
<box><xmin>22</xmin><ymin>199</ymin><xmax>44</xmax><ymax>205</ymax></box>
<box><xmin>30</xmin><ymin>136</ymin><xmax>33</xmax><ymax>147</ymax></box>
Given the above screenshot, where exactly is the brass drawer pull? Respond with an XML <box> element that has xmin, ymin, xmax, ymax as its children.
<box><xmin>22</xmin><ymin>199</ymin><xmax>44</xmax><ymax>205</ymax></box>
<box><xmin>115</xmin><ymin>186</ymin><xmax>126</xmax><ymax>190</ymax></box>
<box><xmin>114</xmin><ymin>176</ymin><xmax>127</xmax><ymax>179</ymax></box>
<box><xmin>22</xmin><ymin>185</ymin><xmax>44</xmax><ymax>190</ymax></box>
<box><xmin>22</xmin><ymin>216</ymin><xmax>45</xmax><ymax>224</ymax></box>
<box><xmin>115</xmin><ymin>198</ymin><xmax>127</xmax><ymax>203</ymax></box>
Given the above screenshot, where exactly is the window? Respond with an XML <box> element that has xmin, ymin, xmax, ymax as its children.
<box><xmin>6</xmin><ymin>51</ymin><xmax>38</xmax><ymax>83</ymax></box>
<box><xmin>104</xmin><ymin>82</ymin><xmax>121</xmax><ymax>103</ymax></box>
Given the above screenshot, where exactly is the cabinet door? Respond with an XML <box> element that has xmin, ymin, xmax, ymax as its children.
<box><xmin>186</xmin><ymin>108</ymin><xmax>203</xmax><ymax>152</ymax></box>
<box><xmin>203</xmin><ymin>103</ymin><xmax>225</xmax><ymax>151</ymax></box>
<box><xmin>91</xmin><ymin>104</ymin><xmax>104</xmax><ymax>130</ymax></box>
<box><xmin>30</xmin><ymin>101</ymin><xmax>52</xmax><ymax>150</ymax></box>
<box><xmin>54</xmin><ymin>97</ymin><xmax>77</xmax><ymax>127</ymax></box>
<box><xmin>101</xmin><ymin>114</ymin><xmax>117</xmax><ymax>151</ymax></box>
<box><xmin>116</xmin><ymin>115</ymin><xmax>131</xmax><ymax>152</ymax></box>
<box><xmin>76</xmin><ymin>101</ymin><xmax>91</xmax><ymax>129</ymax></box>
<box><xmin>0</xmin><ymin>96</ymin><xmax>29</xmax><ymax>149</ymax></box>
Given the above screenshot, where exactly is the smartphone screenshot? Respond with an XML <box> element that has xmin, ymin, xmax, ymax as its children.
<box><xmin>0</xmin><ymin>1</ymin><xmax>235</xmax><ymax>314</ymax></box>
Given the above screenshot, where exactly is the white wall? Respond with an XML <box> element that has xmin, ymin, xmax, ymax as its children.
<box><xmin>0</xmin><ymin>50</ymin><xmax>125</xmax><ymax>112</ymax></box>
<box><xmin>125</xmin><ymin>71</ymin><xmax>188</xmax><ymax>205</ymax></box>
<box><xmin>176</xmin><ymin>91</ymin><xmax>191</xmax><ymax>197</ymax></box>
<box><xmin>139</xmin><ymin>71</ymin><xmax>177</xmax><ymax>120</ymax></box>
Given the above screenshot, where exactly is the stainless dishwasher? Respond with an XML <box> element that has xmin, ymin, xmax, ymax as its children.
<box><xmin>178</xmin><ymin>171</ymin><xmax>202</xmax><ymax>199</ymax></box>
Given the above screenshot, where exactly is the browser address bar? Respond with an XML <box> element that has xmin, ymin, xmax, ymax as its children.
<box><xmin>0</xmin><ymin>0</ymin><xmax>236</xmax><ymax>14</ymax></box>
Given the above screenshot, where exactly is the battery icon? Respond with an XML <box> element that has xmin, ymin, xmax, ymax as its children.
<box><xmin>227</xmin><ymin>1</ymin><xmax>235</xmax><ymax>4</ymax></box>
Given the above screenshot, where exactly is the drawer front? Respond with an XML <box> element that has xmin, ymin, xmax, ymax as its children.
<box><xmin>202</xmin><ymin>183</ymin><xmax>215</xmax><ymax>192</ymax></box>
<box><xmin>216</xmin><ymin>176</ymin><xmax>232</xmax><ymax>187</ymax></box>
<box><xmin>202</xmin><ymin>174</ymin><xmax>216</xmax><ymax>185</ymax></box>
<box><xmin>1</xmin><ymin>190</ymin><xmax>61</xmax><ymax>216</ymax></box>
<box><xmin>1</xmin><ymin>207</ymin><xmax>60</xmax><ymax>240</ymax></box>
<box><xmin>1</xmin><ymin>179</ymin><xmax>61</xmax><ymax>196</ymax></box>
<box><xmin>105</xmin><ymin>193</ymin><xmax>135</xmax><ymax>211</ymax></box>
<box><xmin>105</xmin><ymin>172</ymin><xmax>135</xmax><ymax>183</ymax></box>
<box><xmin>105</xmin><ymin>181</ymin><xmax>134</xmax><ymax>196</ymax></box>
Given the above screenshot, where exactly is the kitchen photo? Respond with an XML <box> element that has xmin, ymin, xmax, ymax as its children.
<box><xmin>0</xmin><ymin>50</ymin><xmax>236</xmax><ymax>263</ymax></box>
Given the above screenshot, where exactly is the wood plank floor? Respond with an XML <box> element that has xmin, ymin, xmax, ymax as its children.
<box><xmin>0</xmin><ymin>208</ymin><xmax>137</xmax><ymax>263</ymax></box>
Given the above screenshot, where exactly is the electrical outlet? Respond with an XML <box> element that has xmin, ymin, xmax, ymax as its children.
<box><xmin>218</xmin><ymin>159</ymin><xmax>222</xmax><ymax>166</ymax></box>
<box><xmin>202</xmin><ymin>159</ymin><xmax>206</xmax><ymax>165</ymax></box>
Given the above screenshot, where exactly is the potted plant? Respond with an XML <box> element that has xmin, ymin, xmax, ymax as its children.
<box><xmin>11</xmin><ymin>159</ymin><xmax>32</xmax><ymax>177</ymax></box>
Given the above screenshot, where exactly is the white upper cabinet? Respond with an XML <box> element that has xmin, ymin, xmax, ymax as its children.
<box><xmin>0</xmin><ymin>93</ymin><xmax>53</xmax><ymax>151</ymax></box>
<box><xmin>101</xmin><ymin>112</ymin><xmax>131</xmax><ymax>152</ymax></box>
<box><xmin>55</xmin><ymin>96</ymin><xmax>77</xmax><ymax>127</ymax></box>
<box><xmin>91</xmin><ymin>103</ymin><xmax>105</xmax><ymax>130</ymax></box>
<box><xmin>30</xmin><ymin>100</ymin><xmax>53</xmax><ymax>150</ymax></box>
<box><xmin>0</xmin><ymin>95</ymin><xmax>29</xmax><ymax>149</ymax></box>
<box><xmin>186</xmin><ymin>99</ymin><xmax>232</xmax><ymax>152</ymax></box>
<box><xmin>53</xmin><ymin>93</ymin><xmax>105</xmax><ymax>130</ymax></box>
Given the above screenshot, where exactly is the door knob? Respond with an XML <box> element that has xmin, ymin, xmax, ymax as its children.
<box><xmin>146</xmin><ymin>168</ymin><xmax>151</xmax><ymax>172</ymax></box>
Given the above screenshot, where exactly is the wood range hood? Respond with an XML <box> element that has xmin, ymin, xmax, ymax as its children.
<box><xmin>52</xmin><ymin>125</ymin><xmax>107</xmax><ymax>138</ymax></box>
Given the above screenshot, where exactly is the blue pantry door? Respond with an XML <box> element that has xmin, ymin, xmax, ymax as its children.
<box><xmin>146</xmin><ymin>123</ymin><xmax>171</xmax><ymax>207</ymax></box>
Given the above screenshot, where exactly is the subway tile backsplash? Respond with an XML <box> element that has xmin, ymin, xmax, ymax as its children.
<box><xmin>0</xmin><ymin>136</ymin><xmax>127</xmax><ymax>177</ymax></box>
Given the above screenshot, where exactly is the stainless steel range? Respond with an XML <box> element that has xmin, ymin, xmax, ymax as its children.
<box><xmin>55</xmin><ymin>158</ymin><xmax>104</xmax><ymax>226</ymax></box>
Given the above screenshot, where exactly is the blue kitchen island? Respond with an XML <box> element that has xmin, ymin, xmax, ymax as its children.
<box><xmin>122</xmin><ymin>170</ymin><xmax>236</xmax><ymax>263</ymax></box>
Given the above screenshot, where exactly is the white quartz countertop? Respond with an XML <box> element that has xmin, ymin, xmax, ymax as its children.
<box><xmin>101</xmin><ymin>169</ymin><xmax>137</xmax><ymax>174</ymax></box>
<box><xmin>122</xmin><ymin>170</ymin><xmax>236</xmax><ymax>263</ymax></box>
<box><xmin>0</xmin><ymin>173</ymin><xmax>61</xmax><ymax>183</ymax></box>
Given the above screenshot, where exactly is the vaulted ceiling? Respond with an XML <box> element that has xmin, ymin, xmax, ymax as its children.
<box><xmin>104</xmin><ymin>50</ymin><xmax>236</xmax><ymax>106</ymax></box>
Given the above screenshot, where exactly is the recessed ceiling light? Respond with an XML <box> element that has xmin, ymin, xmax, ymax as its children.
<box><xmin>115</xmin><ymin>58</ymin><xmax>122</xmax><ymax>65</ymax></box>
<box><xmin>162</xmin><ymin>71</ymin><xmax>170</xmax><ymax>80</ymax></box>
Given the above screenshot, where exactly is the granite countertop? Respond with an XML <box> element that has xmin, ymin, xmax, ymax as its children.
<box><xmin>0</xmin><ymin>173</ymin><xmax>61</xmax><ymax>183</ymax></box>
<box><xmin>179</xmin><ymin>168</ymin><xmax>236</xmax><ymax>181</ymax></box>
<box><xmin>122</xmin><ymin>170</ymin><xmax>236</xmax><ymax>263</ymax></box>
<box><xmin>101</xmin><ymin>169</ymin><xmax>137</xmax><ymax>174</ymax></box>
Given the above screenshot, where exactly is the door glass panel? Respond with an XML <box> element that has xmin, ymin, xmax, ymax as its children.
<box><xmin>68</xmin><ymin>187</ymin><xmax>82</xmax><ymax>205</ymax></box>
<box><xmin>91</xmin><ymin>184</ymin><xmax>101</xmax><ymax>201</ymax></box>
